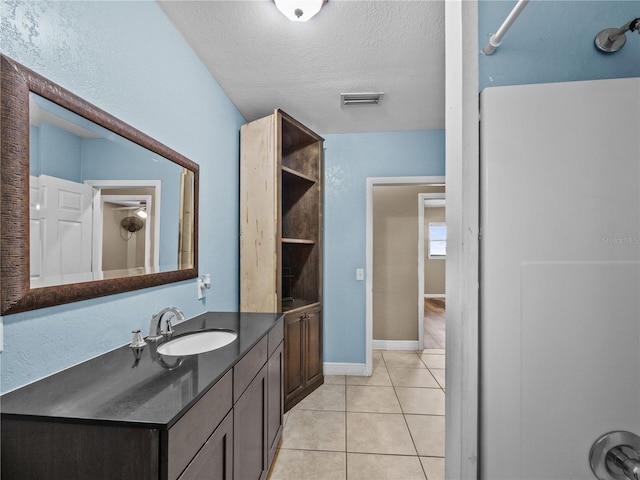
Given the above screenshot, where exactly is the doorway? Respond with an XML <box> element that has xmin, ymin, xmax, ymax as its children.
<box><xmin>87</xmin><ymin>180</ymin><xmax>161</xmax><ymax>278</ymax></box>
<box><xmin>365</xmin><ymin>176</ymin><xmax>445</xmax><ymax>374</ymax></box>
<box><xmin>419</xmin><ymin>193</ymin><xmax>446</xmax><ymax>350</ymax></box>
<box><xmin>100</xmin><ymin>194</ymin><xmax>153</xmax><ymax>273</ymax></box>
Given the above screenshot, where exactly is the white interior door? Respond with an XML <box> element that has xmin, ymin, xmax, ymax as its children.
<box><xmin>36</xmin><ymin>174</ymin><xmax>93</xmax><ymax>286</ymax></box>
<box><xmin>480</xmin><ymin>78</ymin><xmax>640</xmax><ymax>479</ymax></box>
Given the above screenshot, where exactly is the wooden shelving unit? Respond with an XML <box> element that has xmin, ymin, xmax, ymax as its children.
<box><xmin>240</xmin><ymin>109</ymin><xmax>324</xmax><ymax>410</ymax></box>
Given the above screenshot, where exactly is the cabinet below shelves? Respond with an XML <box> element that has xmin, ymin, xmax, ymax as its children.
<box><xmin>284</xmin><ymin>305</ymin><xmax>323</xmax><ymax>411</ymax></box>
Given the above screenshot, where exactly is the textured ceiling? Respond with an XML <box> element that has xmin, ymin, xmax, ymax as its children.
<box><xmin>158</xmin><ymin>0</ymin><xmax>445</xmax><ymax>134</ymax></box>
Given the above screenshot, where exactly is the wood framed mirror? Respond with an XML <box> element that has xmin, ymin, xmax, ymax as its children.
<box><xmin>1</xmin><ymin>54</ymin><xmax>199</xmax><ymax>315</ymax></box>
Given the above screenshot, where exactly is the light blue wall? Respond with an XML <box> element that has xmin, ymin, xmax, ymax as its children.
<box><xmin>321</xmin><ymin>131</ymin><xmax>445</xmax><ymax>364</ymax></box>
<box><xmin>14</xmin><ymin>0</ymin><xmax>628</xmax><ymax>390</ymax></box>
<box><xmin>38</xmin><ymin>123</ymin><xmax>83</xmax><ymax>182</ymax></box>
<box><xmin>29</xmin><ymin>126</ymin><xmax>41</xmax><ymax>176</ymax></box>
<box><xmin>1</xmin><ymin>1</ymin><xmax>245</xmax><ymax>393</ymax></box>
<box><xmin>30</xmin><ymin>124</ymin><xmax>183</xmax><ymax>267</ymax></box>
<box><xmin>81</xmin><ymin>138</ymin><xmax>184</xmax><ymax>269</ymax></box>
<box><xmin>479</xmin><ymin>0</ymin><xmax>640</xmax><ymax>91</ymax></box>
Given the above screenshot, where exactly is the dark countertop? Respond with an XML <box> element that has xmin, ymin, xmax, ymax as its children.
<box><xmin>1</xmin><ymin>311</ymin><xmax>283</xmax><ymax>430</ymax></box>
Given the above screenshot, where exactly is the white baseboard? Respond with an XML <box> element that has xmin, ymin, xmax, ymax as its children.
<box><xmin>324</xmin><ymin>362</ymin><xmax>367</xmax><ymax>376</ymax></box>
<box><xmin>372</xmin><ymin>340</ymin><xmax>421</xmax><ymax>351</ymax></box>
<box><xmin>424</xmin><ymin>294</ymin><xmax>446</xmax><ymax>298</ymax></box>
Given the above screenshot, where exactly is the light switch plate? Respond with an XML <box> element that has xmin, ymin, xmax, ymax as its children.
<box><xmin>356</xmin><ymin>268</ymin><xmax>364</xmax><ymax>281</ymax></box>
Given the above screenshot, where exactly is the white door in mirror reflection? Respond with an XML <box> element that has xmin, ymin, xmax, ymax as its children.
<box><xmin>30</xmin><ymin>175</ymin><xmax>93</xmax><ymax>288</ymax></box>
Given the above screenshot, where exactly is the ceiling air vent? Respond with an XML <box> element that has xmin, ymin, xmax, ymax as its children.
<box><xmin>341</xmin><ymin>92</ymin><xmax>384</xmax><ymax>107</ymax></box>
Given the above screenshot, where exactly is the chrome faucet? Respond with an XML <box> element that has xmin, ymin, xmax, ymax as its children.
<box><xmin>147</xmin><ymin>307</ymin><xmax>185</xmax><ymax>341</ymax></box>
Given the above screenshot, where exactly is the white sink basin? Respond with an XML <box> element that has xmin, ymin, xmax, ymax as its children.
<box><xmin>157</xmin><ymin>330</ymin><xmax>237</xmax><ymax>356</ymax></box>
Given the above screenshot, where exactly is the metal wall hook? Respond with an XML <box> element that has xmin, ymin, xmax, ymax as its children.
<box><xmin>590</xmin><ymin>431</ymin><xmax>640</xmax><ymax>480</ymax></box>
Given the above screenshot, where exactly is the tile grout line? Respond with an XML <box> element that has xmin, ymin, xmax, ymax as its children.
<box><xmin>385</xmin><ymin>350</ymin><xmax>429</xmax><ymax>479</ymax></box>
<box><xmin>404</xmin><ymin>351</ymin><xmax>429</xmax><ymax>479</ymax></box>
<box><xmin>274</xmin><ymin>352</ymin><xmax>444</xmax><ymax>479</ymax></box>
<box><xmin>345</xmin><ymin>373</ymin><xmax>348</xmax><ymax>480</ymax></box>
<box><xmin>426</xmin><ymin>365</ymin><xmax>446</xmax><ymax>393</ymax></box>
<box><xmin>416</xmin><ymin>350</ymin><xmax>438</xmax><ymax>479</ymax></box>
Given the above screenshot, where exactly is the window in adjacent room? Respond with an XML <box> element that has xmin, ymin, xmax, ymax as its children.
<box><xmin>428</xmin><ymin>222</ymin><xmax>446</xmax><ymax>259</ymax></box>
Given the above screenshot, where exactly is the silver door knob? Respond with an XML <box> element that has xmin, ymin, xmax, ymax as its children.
<box><xmin>590</xmin><ymin>431</ymin><xmax>640</xmax><ymax>480</ymax></box>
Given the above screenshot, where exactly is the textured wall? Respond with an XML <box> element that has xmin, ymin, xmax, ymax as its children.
<box><xmin>322</xmin><ymin>131</ymin><xmax>445</xmax><ymax>363</ymax></box>
<box><xmin>0</xmin><ymin>1</ymin><xmax>245</xmax><ymax>393</ymax></box>
<box><xmin>479</xmin><ymin>0</ymin><xmax>640</xmax><ymax>91</ymax></box>
<box><xmin>80</xmin><ymin>138</ymin><xmax>184</xmax><ymax>268</ymax></box>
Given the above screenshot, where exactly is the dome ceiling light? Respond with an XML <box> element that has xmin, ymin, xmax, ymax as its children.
<box><xmin>274</xmin><ymin>0</ymin><xmax>326</xmax><ymax>22</ymax></box>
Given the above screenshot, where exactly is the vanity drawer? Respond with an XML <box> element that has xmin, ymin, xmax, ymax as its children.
<box><xmin>165</xmin><ymin>370</ymin><xmax>233</xmax><ymax>480</ymax></box>
<box><xmin>234</xmin><ymin>336</ymin><xmax>268</xmax><ymax>403</ymax></box>
<box><xmin>178</xmin><ymin>410</ymin><xmax>233</xmax><ymax>480</ymax></box>
<box><xmin>268</xmin><ymin>317</ymin><xmax>284</xmax><ymax>357</ymax></box>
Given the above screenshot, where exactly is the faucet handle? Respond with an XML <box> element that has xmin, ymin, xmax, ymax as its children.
<box><xmin>163</xmin><ymin>318</ymin><xmax>175</xmax><ymax>338</ymax></box>
<box><xmin>129</xmin><ymin>330</ymin><xmax>147</xmax><ymax>348</ymax></box>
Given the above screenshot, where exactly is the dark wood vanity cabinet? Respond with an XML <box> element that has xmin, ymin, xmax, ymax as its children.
<box><xmin>1</xmin><ymin>419</ymin><xmax>162</xmax><ymax>480</ymax></box>
<box><xmin>267</xmin><ymin>342</ymin><xmax>284</xmax><ymax>465</ymax></box>
<box><xmin>234</xmin><ymin>364</ymin><xmax>268</xmax><ymax>480</ymax></box>
<box><xmin>172</xmin><ymin>324</ymin><xmax>283</xmax><ymax>480</ymax></box>
<box><xmin>284</xmin><ymin>305</ymin><xmax>323</xmax><ymax>411</ymax></box>
<box><xmin>1</xmin><ymin>317</ymin><xmax>284</xmax><ymax>480</ymax></box>
<box><xmin>234</xmin><ymin>321</ymin><xmax>284</xmax><ymax>480</ymax></box>
<box><xmin>166</xmin><ymin>370</ymin><xmax>234</xmax><ymax>480</ymax></box>
<box><xmin>178</xmin><ymin>411</ymin><xmax>233</xmax><ymax>480</ymax></box>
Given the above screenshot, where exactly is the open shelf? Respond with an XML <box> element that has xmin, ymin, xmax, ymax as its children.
<box><xmin>282</xmin><ymin>170</ymin><xmax>319</xmax><ymax>241</ymax></box>
<box><xmin>282</xmin><ymin>166</ymin><xmax>317</xmax><ymax>185</ymax></box>
<box><xmin>282</xmin><ymin>238</ymin><xmax>316</xmax><ymax>245</ymax></box>
<box><xmin>281</xmin><ymin>242</ymin><xmax>319</xmax><ymax>312</ymax></box>
<box><xmin>281</xmin><ymin>113</ymin><xmax>321</xmax><ymax>181</ymax></box>
<box><xmin>281</xmin><ymin>299</ymin><xmax>321</xmax><ymax>313</ymax></box>
<box><xmin>240</xmin><ymin>109</ymin><xmax>324</xmax><ymax>412</ymax></box>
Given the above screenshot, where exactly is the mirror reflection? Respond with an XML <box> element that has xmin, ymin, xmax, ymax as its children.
<box><xmin>29</xmin><ymin>93</ymin><xmax>195</xmax><ymax>288</ymax></box>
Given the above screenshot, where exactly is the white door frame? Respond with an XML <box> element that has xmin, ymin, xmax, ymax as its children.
<box><xmin>365</xmin><ymin>176</ymin><xmax>445</xmax><ymax>375</ymax></box>
<box><xmin>98</xmin><ymin>194</ymin><xmax>153</xmax><ymax>272</ymax></box>
<box><xmin>87</xmin><ymin>180</ymin><xmax>161</xmax><ymax>275</ymax></box>
<box><xmin>444</xmin><ymin>1</ymin><xmax>480</xmax><ymax>478</ymax></box>
<box><xmin>418</xmin><ymin>193</ymin><xmax>446</xmax><ymax>350</ymax></box>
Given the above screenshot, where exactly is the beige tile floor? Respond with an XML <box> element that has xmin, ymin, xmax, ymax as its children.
<box><xmin>268</xmin><ymin>349</ymin><xmax>445</xmax><ymax>480</ymax></box>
